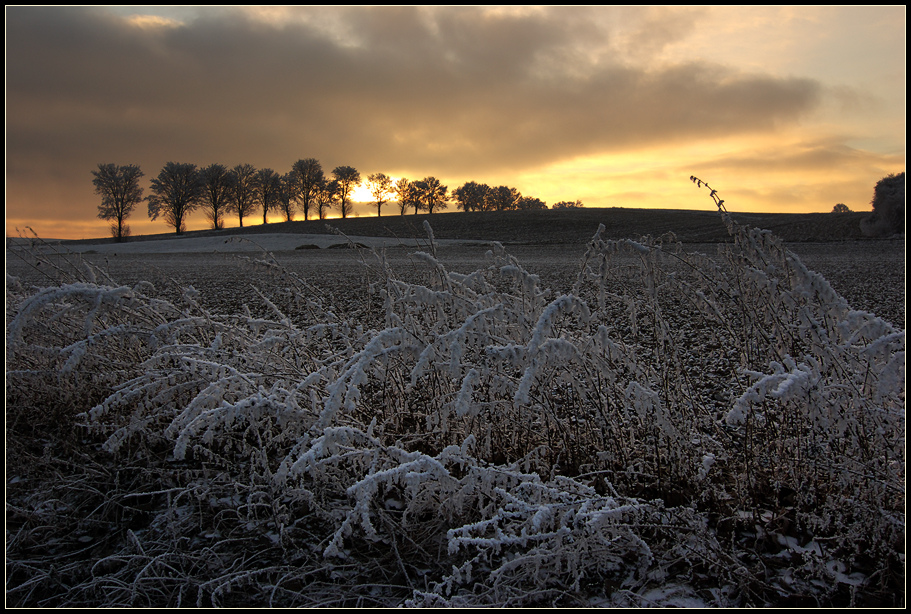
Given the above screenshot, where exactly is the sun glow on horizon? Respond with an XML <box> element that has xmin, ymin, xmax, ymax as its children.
<box><xmin>350</xmin><ymin>176</ymin><xmax>403</xmax><ymax>206</ymax></box>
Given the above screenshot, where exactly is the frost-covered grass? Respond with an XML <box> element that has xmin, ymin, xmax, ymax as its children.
<box><xmin>6</xmin><ymin>195</ymin><xmax>905</xmax><ymax>607</ymax></box>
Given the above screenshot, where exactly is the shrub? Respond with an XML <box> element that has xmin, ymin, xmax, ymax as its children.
<box><xmin>862</xmin><ymin>172</ymin><xmax>905</xmax><ymax>236</ymax></box>
<box><xmin>552</xmin><ymin>199</ymin><xmax>584</xmax><ymax>209</ymax></box>
<box><xmin>110</xmin><ymin>222</ymin><xmax>132</xmax><ymax>240</ymax></box>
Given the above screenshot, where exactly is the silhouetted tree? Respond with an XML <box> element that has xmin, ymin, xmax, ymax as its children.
<box><xmin>228</xmin><ymin>164</ymin><xmax>257</xmax><ymax>228</ymax></box>
<box><xmin>200</xmin><ymin>163</ymin><xmax>233</xmax><ymax>230</ymax></box>
<box><xmin>415</xmin><ymin>176</ymin><xmax>449</xmax><ymax>214</ymax></box>
<box><xmin>411</xmin><ymin>179</ymin><xmax>427</xmax><ymax>213</ymax></box>
<box><xmin>453</xmin><ymin>181</ymin><xmax>490</xmax><ymax>212</ymax></box>
<box><xmin>277</xmin><ymin>172</ymin><xmax>296</xmax><ymax>222</ymax></box>
<box><xmin>394</xmin><ymin>177</ymin><xmax>421</xmax><ymax>215</ymax></box>
<box><xmin>314</xmin><ymin>178</ymin><xmax>336</xmax><ymax>220</ymax></box>
<box><xmin>255</xmin><ymin>168</ymin><xmax>282</xmax><ymax>225</ymax></box>
<box><xmin>486</xmin><ymin>185</ymin><xmax>520</xmax><ymax>211</ymax></box>
<box><xmin>366</xmin><ymin>172</ymin><xmax>393</xmax><ymax>217</ymax></box>
<box><xmin>862</xmin><ymin>172</ymin><xmax>904</xmax><ymax>237</ymax></box>
<box><xmin>147</xmin><ymin>162</ymin><xmax>203</xmax><ymax>235</ymax></box>
<box><xmin>332</xmin><ymin>165</ymin><xmax>361</xmax><ymax>219</ymax></box>
<box><xmin>517</xmin><ymin>196</ymin><xmax>547</xmax><ymax>210</ymax></box>
<box><xmin>291</xmin><ymin>158</ymin><xmax>324</xmax><ymax>221</ymax></box>
<box><xmin>553</xmin><ymin>199</ymin><xmax>584</xmax><ymax>209</ymax></box>
<box><xmin>831</xmin><ymin>203</ymin><xmax>852</xmax><ymax>214</ymax></box>
<box><xmin>92</xmin><ymin>163</ymin><xmax>143</xmax><ymax>242</ymax></box>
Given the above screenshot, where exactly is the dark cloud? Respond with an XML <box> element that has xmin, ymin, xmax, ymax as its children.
<box><xmin>7</xmin><ymin>6</ymin><xmax>834</xmax><ymax>233</ymax></box>
<box><xmin>8</xmin><ymin>7</ymin><xmax>823</xmax><ymax>167</ymax></box>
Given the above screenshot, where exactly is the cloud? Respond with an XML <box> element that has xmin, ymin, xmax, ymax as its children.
<box><xmin>7</xmin><ymin>5</ymin><xmax>824</xmax><ymax>180</ymax></box>
<box><xmin>10</xmin><ymin>5</ymin><xmax>900</xmax><ymax>238</ymax></box>
<box><xmin>124</xmin><ymin>14</ymin><xmax>184</xmax><ymax>30</ymax></box>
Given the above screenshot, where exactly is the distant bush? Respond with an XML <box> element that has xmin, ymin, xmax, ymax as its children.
<box><xmin>516</xmin><ymin>196</ymin><xmax>547</xmax><ymax>210</ymax></box>
<box><xmin>861</xmin><ymin>172</ymin><xmax>905</xmax><ymax>236</ymax></box>
<box><xmin>552</xmin><ymin>199</ymin><xmax>583</xmax><ymax>209</ymax></box>
<box><xmin>831</xmin><ymin>203</ymin><xmax>852</xmax><ymax>213</ymax></box>
<box><xmin>109</xmin><ymin>222</ymin><xmax>131</xmax><ymax>240</ymax></box>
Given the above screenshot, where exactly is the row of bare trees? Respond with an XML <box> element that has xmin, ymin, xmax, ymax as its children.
<box><xmin>92</xmin><ymin>160</ymin><xmax>564</xmax><ymax>239</ymax></box>
<box><xmin>450</xmin><ymin>181</ymin><xmax>550</xmax><ymax>212</ymax></box>
<box><xmin>93</xmin><ymin>160</ymin><xmax>364</xmax><ymax>238</ymax></box>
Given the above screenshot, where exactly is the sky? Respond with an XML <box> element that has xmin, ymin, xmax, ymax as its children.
<box><xmin>5</xmin><ymin>5</ymin><xmax>906</xmax><ymax>240</ymax></box>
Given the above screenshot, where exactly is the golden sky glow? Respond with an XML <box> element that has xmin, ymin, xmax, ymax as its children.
<box><xmin>5</xmin><ymin>6</ymin><xmax>905</xmax><ymax>240</ymax></box>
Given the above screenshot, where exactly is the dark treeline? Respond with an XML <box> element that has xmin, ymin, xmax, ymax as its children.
<box><xmin>93</xmin><ymin>159</ymin><xmax>585</xmax><ymax>238</ymax></box>
<box><xmin>95</xmin><ymin>160</ymin><xmax>903</xmax><ymax>241</ymax></box>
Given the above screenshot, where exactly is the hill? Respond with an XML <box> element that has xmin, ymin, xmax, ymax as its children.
<box><xmin>62</xmin><ymin>207</ymin><xmax>877</xmax><ymax>247</ymax></box>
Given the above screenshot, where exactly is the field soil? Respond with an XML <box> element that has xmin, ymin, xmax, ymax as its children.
<box><xmin>59</xmin><ymin>206</ymin><xmax>880</xmax><ymax>246</ymax></box>
<box><xmin>10</xmin><ymin>208</ymin><xmax>905</xmax><ymax>328</ymax></box>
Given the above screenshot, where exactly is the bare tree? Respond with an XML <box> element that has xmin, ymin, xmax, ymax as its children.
<box><xmin>228</xmin><ymin>163</ymin><xmax>257</xmax><ymax>228</ymax></box>
<box><xmin>332</xmin><ymin>165</ymin><xmax>361</xmax><ymax>219</ymax></box>
<box><xmin>416</xmin><ymin>176</ymin><xmax>449</xmax><ymax>214</ymax></box>
<box><xmin>92</xmin><ymin>163</ymin><xmax>143</xmax><ymax>242</ymax></box>
<box><xmin>147</xmin><ymin>162</ymin><xmax>203</xmax><ymax>235</ymax></box>
<box><xmin>394</xmin><ymin>177</ymin><xmax>417</xmax><ymax>215</ymax></box>
<box><xmin>486</xmin><ymin>185</ymin><xmax>521</xmax><ymax>211</ymax></box>
<box><xmin>200</xmin><ymin>163</ymin><xmax>233</xmax><ymax>230</ymax></box>
<box><xmin>290</xmin><ymin>158</ymin><xmax>324</xmax><ymax>221</ymax></box>
<box><xmin>314</xmin><ymin>178</ymin><xmax>336</xmax><ymax>220</ymax></box>
<box><xmin>255</xmin><ymin>168</ymin><xmax>282</xmax><ymax>225</ymax></box>
<box><xmin>366</xmin><ymin>172</ymin><xmax>393</xmax><ymax>217</ymax></box>
<box><xmin>276</xmin><ymin>172</ymin><xmax>296</xmax><ymax>222</ymax></box>
<box><xmin>453</xmin><ymin>181</ymin><xmax>489</xmax><ymax>212</ymax></box>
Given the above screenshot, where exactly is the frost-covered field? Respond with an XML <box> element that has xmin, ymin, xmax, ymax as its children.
<box><xmin>9</xmin><ymin>231</ymin><xmax>904</xmax><ymax>328</ymax></box>
<box><xmin>6</xmin><ymin>214</ymin><xmax>905</xmax><ymax>607</ymax></box>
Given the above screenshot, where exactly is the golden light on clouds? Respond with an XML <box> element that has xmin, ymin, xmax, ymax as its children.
<box><xmin>125</xmin><ymin>14</ymin><xmax>182</xmax><ymax>30</ymax></box>
<box><xmin>4</xmin><ymin>5</ymin><xmax>904</xmax><ymax>239</ymax></box>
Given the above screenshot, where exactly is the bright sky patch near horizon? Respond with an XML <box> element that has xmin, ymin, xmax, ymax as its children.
<box><xmin>5</xmin><ymin>5</ymin><xmax>905</xmax><ymax>240</ymax></box>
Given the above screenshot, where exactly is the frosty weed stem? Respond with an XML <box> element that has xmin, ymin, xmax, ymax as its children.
<box><xmin>690</xmin><ymin>175</ymin><xmax>727</xmax><ymax>212</ymax></box>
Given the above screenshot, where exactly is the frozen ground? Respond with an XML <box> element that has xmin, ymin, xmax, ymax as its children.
<box><xmin>6</xmin><ymin>222</ymin><xmax>905</xmax><ymax>607</ymax></box>
<box><xmin>7</xmin><ymin>232</ymin><xmax>905</xmax><ymax>329</ymax></box>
